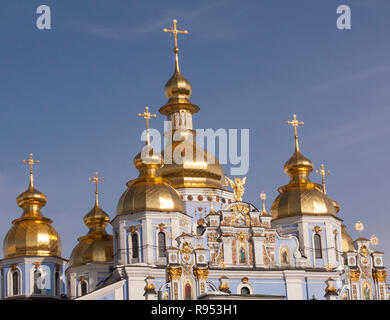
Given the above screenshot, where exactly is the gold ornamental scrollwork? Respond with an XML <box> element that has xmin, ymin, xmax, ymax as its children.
<box><xmin>167</xmin><ymin>267</ymin><xmax>182</xmax><ymax>280</ymax></box>
<box><xmin>312</xmin><ymin>226</ymin><xmax>322</xmax><ymax>234</ymax></box>
<box><xmin>360</xmin><ymin>245</ymin><xmax>368</xmax><ymax>257</ymax></box>
<box><xmin>193</xmin><ymin>268</ymin><xmax>209</xmax><ymax>280</ymax></box>
<box><xmin>231</xmin><ymin>204</ymin><xmax>249</xmax><ymax>214</ymax></box>
<box><xmin>372</xmin><ymin>270</ymin><xmax>387</xmax><ymax>283</ymax></box>
<box><xmin>350</xmin><ymin>270</ymin><xmax>360</xmax><ymax>282</ymax></box>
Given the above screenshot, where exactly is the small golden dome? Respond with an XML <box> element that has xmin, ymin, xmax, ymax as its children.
<box><xmin>68</xmin><ymin>205</ymin><xmax>113</xmax><ymax>268</ymax></box>
<box><xmin>116</xmin><ymin>146</ymin><xmax>186</xmax><ymax>215</ymax></box>
<box><xmin>271</xmin><ymin>150</ymin><xmax>338</xmax><ymax>220</ymax></box>
<box><xmin>164</xmin><ymin>69</ymin><xmax>192</xmax><ymax>104</ymax></box>
<box><xmin>3</xmin><ymin>180</ymin><xmax>61</xmax><ymax>258</ymax></box>
<box><xmin>341</xmin><ymin>225</ymin><xmax>355</xmax><ymax>253</ymax></box>
<box><xmin>69</xmin><ymin>172</ymin><xmax>113</xmax><ymax>268</ymax></box>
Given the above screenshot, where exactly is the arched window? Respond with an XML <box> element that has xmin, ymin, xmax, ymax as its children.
<box><xmin>314</xmin><ymin>234</ymin><xmax>322</xmax><ymax>259</ymax></box>
<box><xmin>34</xmin><ymin>270</ymin><xmax>42</xmax><ymax>294</ymax></box>
<box><xmin>184</xmin><ymin>281</ymin><xmax>192</xmax><ymax>300</ymax></box>
<box><xmin>80</xmin><ymin>281</ymin><xmax>87</xmax><ymax>296</ymax></box>
<box><xmin>158</xmin><ymin>232</ymin><xmax>166</xmax><ymax>258</ymax></box>
<box><xmin>240</xmin><ymin>286</ymin><xmax>250</xmax><ymax>295</ymax></box>
<box><xmin>132</xmin><ymin>233</ymin><xmax>139</xmax><ymax>259</ymax></box>
<box><xmin>334</xmin><ymin>234</ymin><xmax>339</xmax><ymax>261</ymax></box>
<box><xmin>12</xmin><ymin>271</ymin><xmax>19</xmax><ymax>296</ymax></box>
<box><xmin>55</xmin><ymin>272</ymin><xmax>60</xmax><ymax>296</ymax></box>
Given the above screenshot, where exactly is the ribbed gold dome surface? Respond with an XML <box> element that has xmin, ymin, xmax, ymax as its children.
<box><xmin>158</xmin><ymin>135</ymin><xmax>225</xmax><ymax>189</ymax></box>
<box><xmin>116</xmin><ymin>147</ymin><xmax>186</xmax><ymax>216</ymax></box>
<box><xmin>341</xmin><ymin>225</ymin><xmax>355</xmax><ymax>253</ymax></box>
<box><xmin>68</xmin><ymin>205</ymin><xmax>113</xmax><ymax>268</ymax></box>
<box><xmin>271</xmin><ymin>148</ymin><xmax>338</xmax><ymax>220</ymax></box>
<box><xmin>3</xmin><ymin>180</ymin><xmax>61</xmax><ymax>258</ymax></box>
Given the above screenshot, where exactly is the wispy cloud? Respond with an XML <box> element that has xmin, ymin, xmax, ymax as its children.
<box><xmin>67</xmin><ymin>0</ymin><xmax>234</xmax><ymax>41</ymax></box>
<box><xmin>310</xmin><ymin>64</ymin><xmax>390</xmax><ymax>92</ymax></box>
<box><xmin>306</xmin><ymin>112</ymin><xmax>390</xmax><ymax>152</ymax></box>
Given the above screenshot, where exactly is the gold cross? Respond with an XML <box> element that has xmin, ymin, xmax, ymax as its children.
<box><xmin>23</xmin><ymin>153</ymin><xmax>40</xmax><ymax>173</ymax></box>
<box><xmin>138</xmin><ymin>106</ymin><xmax>156</xmax><ymax>130</ymax></box>
<box><xmin>88</xmin><ymin>171</ymin><xmax>104</xmax><ymax>206</ymax></box>
<box><xmin>138</xmin><ymin>106</ymin><xmax>156</xmax><ymax>145</ymax></box>
<box><xmin>23</xmin><ymin>153</ymin><xmax>40</xmax><ymax>187</ymax></box>
<box><xmin>286</xmin><ymin>114</ymin><xmax>304</xmax><ymax>151</ymax></box>
<box><xmin>163</xmin><ymin>19</ymin><xmax>188</xmax><ymax>53</ymax></box>
<box><xmin>286</xmin><ymin>114</ymin><xmax>304</xmax><ymax>138</ymax></box>
<box><xmin>316</xmin><ymin>164</ymin><xmax>330</xmax><ymax>194</ymax></box>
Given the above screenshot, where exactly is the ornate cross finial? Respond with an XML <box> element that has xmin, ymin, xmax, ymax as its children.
<box><xmin>316</xmin><ymin>163</ymin><xmax>330</xmax><ymax>195</ymax></box>
<box><xmin>286</xmin><ymin>114</ymin><xmax>304</xmax><ymax>152</ymax></box>
<box><xmin>163</xmin><ymin>19</ymin><xmax>188</xmax><ymax>73</ymax></box>
<box><xmin>163</xmin><ymin>19</ymin><xmax>188</xmax><ymax>54</ymax></box>
<box><xmin>88</xmin><ymin>171</ymin><xmax>104</xmax><ymax>206</ymax></box>
<box><xmin>23</xmin><ymin>153</ymin><xmax>40</xmax><ymax>188</ymax></box>
<box><xmin>138</xmin><ymin>106</ymin><xmax>156</xmax><ymax>145</ymax></box>
<box><xmin>260</xmin><ymin>191</ymin><xmax>267</xmax><ymax>214</ymax></box>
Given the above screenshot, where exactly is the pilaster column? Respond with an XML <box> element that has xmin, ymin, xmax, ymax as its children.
<box><xmin>221</xmin><ymin>236</ymin><xmax>233</xmax><ymax>266</ymax></box>
<box><xmin>283</xmin><ymin>270</ymin><xmax>305</xmax><ymax>300</ymax></box>
<box><xmin>193</xmin><ymin>268</ymin><xmax>209</xmax><ymax>297</ymax></box>
<box><xmin>252</xmin><ymin>235</ymin><xmax>265</xmax><ymax>267</ymax></box>
<box><xmin>350</xmin><ymin>269</ymin><xmax>360</xmax><ymax>300</ymax></box>
<box><xmin>373</xmin><ymin>270</ymin><xmax>387</xmax><ymax>300</ymax></box>
<box><xmin>167</xmin><ymin>267</ymin><xmax>182</xmax><ymax>300</ymax></box>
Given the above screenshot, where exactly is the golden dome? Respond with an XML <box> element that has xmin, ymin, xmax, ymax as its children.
<box><xmin>158</xmin><ymin>33</ymin><xmax>225</xmax><ymax>190</ymax></box>
<box><xmin>69</xmin><ymin>172</ymin><xmax>113</xmax><ymax>267</ymax></box>
<box><xmin>68</xmin><ymin>204</ymin><xmax>113</xmax><ymax>268</ymax></box>
<box><xmin>158</xmin><ymin>133</ymin><xmax>225</xmax><ymax>189</ymax></box>
<box><xmin>3</xmin><ymin>169</ymin><xmax>61</xmax><ymax>259</ymax></box>
<box><xmin>341</xmin><ymin>225</ymin><xmax>355</xmax><ymax>253</ymax></box>
<box><xmin>164</xmin><ymin>58</ymin><xmax>192</xmax><ymax>105</ymax></box>
<box><xmin>271</xmin><ymin>117</ymin><xmax>339</xmax><ymax>220</ymax></box>
<box><xmin>116</xmin><ymin>145</ymin><xmax>186</xmax><ymax>215</ymax></box>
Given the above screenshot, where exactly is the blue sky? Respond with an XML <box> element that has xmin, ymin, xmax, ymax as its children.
<box><xmin>0</xmin><ymin>0</ymin><xmax>389</xmax><ymax>266</ymax></box>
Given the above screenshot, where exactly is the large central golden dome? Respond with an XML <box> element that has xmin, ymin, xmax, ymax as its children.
<box><xmin>157</xmin><ymin>28</ymin><xmax>225</xmax><ymax>190</ymax></box>
<box><xmin>3</xmin><ymin>169</ymin><xmax>61</xmax><ymax>259</ymax></box>
<box><xmin>116</xmin><ymin>145</ymin><xmax>186</xmax><ymax>216</ymax></box>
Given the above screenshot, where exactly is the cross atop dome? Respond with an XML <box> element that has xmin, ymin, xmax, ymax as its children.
<box><xmin>163</xmin><ymin>19</ymin><xmax>189</xmax><ymax>54</ymax></box>
<box><xmin>286</xmin><ymin>114</ymin><xmax>304</xmax><ymax>152</ymax></box>
<box><xmin>163</xmin><ymin>19</ymin><xmax>188</xmax><ymax>73</ymax></box>
<box><xmin>23</xmin><ymin>153</ymin><xmax>40</xmax><ymax>188</ymax></box>
<box><xmin>88</xmin><ymin>171</ymin><xmax>104</xmax><ymax>206</ymax></box>
<box><xmin>316</xmin><ymin>163</ymin><xmax>330</xmax><ymax>195</ymax></box>
<box><xmin>138</xmin><ymin>106</ymin><xmax>156</xmax><ymax>145</ymax></box>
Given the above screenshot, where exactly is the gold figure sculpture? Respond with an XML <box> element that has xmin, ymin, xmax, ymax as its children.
<box><xmin>226</xmin><ymin>176</ymin><xmax>246</xmax><ymax>202</ymax></box>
